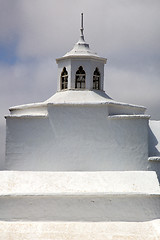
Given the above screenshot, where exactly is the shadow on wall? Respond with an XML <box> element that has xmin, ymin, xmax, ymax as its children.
<box><xmin>0</xmin><ymin>195</ymin><xmax>160</xmax><ymax>222</ymax></box>
<box><xmin>0</xmin><ymin>124</ymin><xmax>5</xmax><ymax>170</ymax></box>
<box><xmin>148</xmin><ymin>126</ymin><xmax>160</xmax><ymax>182</ymax></box>
<box><xmin>148</xmin><ymin>127</ymin><xmax>160</xmax><ymax>156</ymax></box>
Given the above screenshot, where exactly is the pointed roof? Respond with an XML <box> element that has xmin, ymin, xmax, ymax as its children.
<box><xmin>56</xmin><ymin>13</ymin><xmax>106</xmax><ymax>62</ymax></box>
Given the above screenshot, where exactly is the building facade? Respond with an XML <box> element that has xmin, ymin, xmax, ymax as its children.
<box><xmin>1</xmin><ymin>14</ymin><xmax>160</xmax><ymax>239</ymax></box>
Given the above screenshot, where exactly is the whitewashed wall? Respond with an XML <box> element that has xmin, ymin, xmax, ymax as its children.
<box><xmin>57</xmin><ymin>58</ymin><xmax>104</xmax><ymax>91</ymax></box>
<box><xmin>5</xmin><ymin>105</ymin><xmax>149</xmax><ymax>171</ymax></box>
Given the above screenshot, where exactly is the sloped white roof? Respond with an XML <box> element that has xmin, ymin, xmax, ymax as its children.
<box><xmin>64</xmin><ymin>37</ymin><xmax>97</xmax><ymax>57</ymax></box>
<box><xmin>45</xmin><ymin>89</ymin><xmax>112</xmax><ymax>104</ymax></box>
<box><xmin>56</xmin><ymin>36</ymin><xmax>107</xmax><ymax>62</ymax></box>
<box><xmin>45</xmin><ymin>90</ymin><xmax>146</xmax><ymax>111</ymax></box>
<box><xmin>8</xmin><ymin>90</ymin><xmax>146</xmax><ymax>116</ymax></box>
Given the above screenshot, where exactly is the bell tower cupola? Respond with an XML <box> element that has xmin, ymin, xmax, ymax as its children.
<box><xmin>56</xmin><ymin>13</ymin><xmax>107</xmax><ymax>92</ymax></box>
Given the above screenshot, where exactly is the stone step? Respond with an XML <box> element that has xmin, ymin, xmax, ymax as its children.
<box><xmin>0</xmin><ymin>193</ymin><xmax>160</xmax><ymax>222</ymax></box>
<box><xmin>0</xmin><ymin>171</ymin><xmax>159</xmax><ymax>195</ymax></box>
<box><xmin>0</xmin><ymin>220</ymin><xmax>159</xmax><ymax>240</ymax></box>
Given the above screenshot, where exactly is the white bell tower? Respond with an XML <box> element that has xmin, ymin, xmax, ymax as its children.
<box><xmin>56</xmin><ymin>13</ymin><xmax>107</xmax><ymax>92</ymax></box>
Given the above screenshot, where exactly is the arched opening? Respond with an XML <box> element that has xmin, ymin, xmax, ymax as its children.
<box><xmin>93</xmin><ymin>68</ymin><xmax>100</xmax><ymax>90</ymax></box>
<box><xmin>75</xmin><ymin>66</ymin><xmax>86</xmax><ymax>89</ymax></box>
<box><xmin>61</xmin><ymin>67</ymin><xmax>68</xmax><ymax>90</ymax></box>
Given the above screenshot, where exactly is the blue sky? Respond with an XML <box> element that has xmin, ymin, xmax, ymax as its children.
<box><xmin>0</xmin><ymin>0</ymin><xmax>160</xmax><ymax>166</ymax></box>
<box><xmin>0</xmin><ymin>42</ymin><xmax>17</xmax><ymax>64</ymax></box>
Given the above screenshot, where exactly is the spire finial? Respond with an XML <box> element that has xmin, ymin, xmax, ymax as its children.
<box><xmin>80</xmin><ymin>13</ymin><xmax>84</xmax><ymax>40</ymax></box>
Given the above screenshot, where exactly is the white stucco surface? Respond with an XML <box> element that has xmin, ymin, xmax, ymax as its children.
<box><xmin>5</xmin><ymin>104</ymin><xmax>149</xmax><ymax>171</ymax></box>
<box><xmin>0</xmin><ymin>171</ymin><xmax>159</xmax><ymax>223</ymax></box>
<box><xmin>56</xmin><ymin>58</ymin><xmax>105</xmax><ymax>91</ymax></box>
<box><xmin>1</xmin><ymin>191</ymin><xmax>160</xmax><ymax>222</ymax></box>
<box><xmin>0</xmin><ymin>220</ymin><xmax>160</xmax><ymax>240</ymax></box>
<box><xmin>0</xmin><ymin>171</ymin><xmax>159</xmax><ymax>195</ymax></box>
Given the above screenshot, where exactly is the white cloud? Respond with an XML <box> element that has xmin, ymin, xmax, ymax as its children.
<box><xmin>0</xmin><ymin>0</ymin><xmax>19</xmax><ymax>43</ymax></box>
<box><xmin>16</xmin><ymin>0</ymin><xmax>80</xmax><ymax>58</ymax></box>
<box><xmin>0</xmin><ymin>60</ymin><xmax>57</xmax><ymax>123</ymax></box>
<box><xmin>105</xmin><ymin>66</ymin><xmax>160</xmax><ymax>118</ymax></box>
<box><xmin>103</xmin><ymin>0</ymin><xmax>160</xmax><ymax>54</ymax></box>
<box><xmin>1</xmin><ymin>0</ymin><xmax>159</xmax><ymax>59</ymax></box>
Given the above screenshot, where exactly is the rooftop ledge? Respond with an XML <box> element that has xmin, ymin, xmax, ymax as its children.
<box><xmin>56</xmin><ymin>54</ymin><xmax>107</xmax><ymax>63</ymax></box>
<box><xmin>8</xmin><ymin>100</ymin><xmax>146</xmax><ymax>111</ymax></box>
<box><xmin>148</xmin><ymin>156</ymin><xmax>160</xmax><ymax>162</ymax></box>
<box><xmin>1</xmin><ymin>192</ymin><xmax>160</xmax><ymax>197</ymax></box>
<box><xmin>5</xmin><ymin>114</ymin><xmax>48</xmax><ymax>119</ymax></box>
<box><xmin>108</xmin><ymin>114</ymin><xmax>150</xmax><ymax>120</ymax></box>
